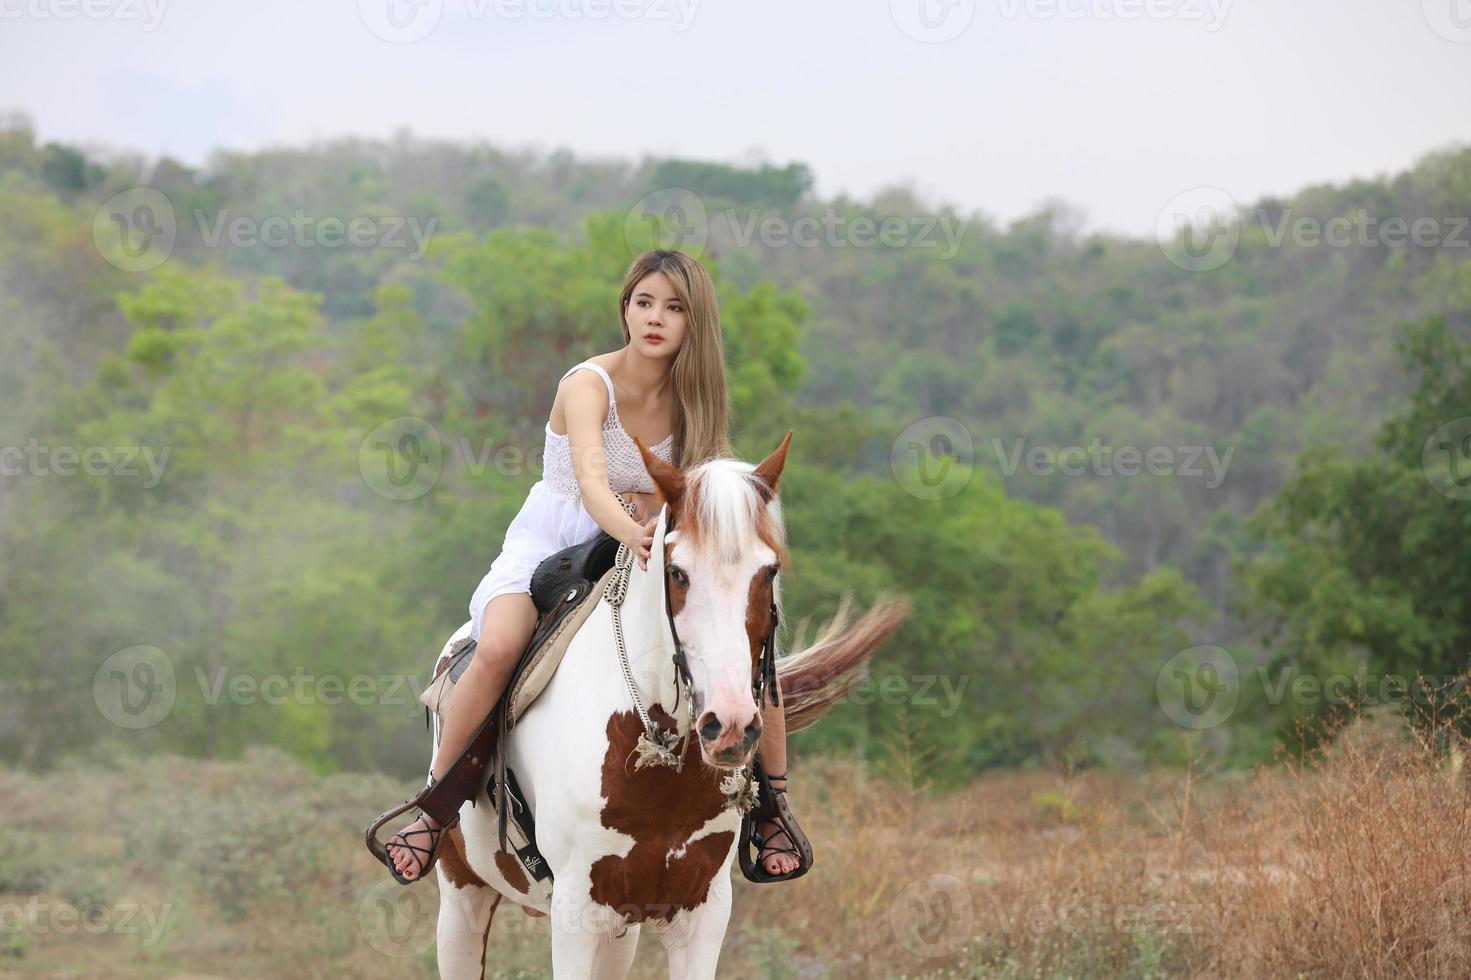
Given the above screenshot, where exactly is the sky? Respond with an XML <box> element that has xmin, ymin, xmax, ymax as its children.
<box><xmin>2</xmin><ymin>0</ymin><xmax>1468</xmax><ymax>237</ymax></box>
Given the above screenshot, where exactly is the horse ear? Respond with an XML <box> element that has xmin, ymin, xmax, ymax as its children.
<box><xmin>750</xmin><ymin>429</ymin><xmax>793</xmax><ymax>504</ymax></box>
<box><xmin>632</xmin><ymin>435</ymin><xmax>686</xmax><ymax>511</ymax></box>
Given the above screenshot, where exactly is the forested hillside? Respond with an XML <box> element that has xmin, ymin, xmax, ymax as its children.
<box><xmin>3</xmin><ymin>111</ymin><xmax>1468</xmax><ymax>781</ymax></box>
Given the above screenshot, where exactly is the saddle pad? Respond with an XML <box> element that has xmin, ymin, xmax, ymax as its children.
<box><xmin>418</xmin><ymin>563</ymin><xmax>617</xmax><ymax>724</ymax></box>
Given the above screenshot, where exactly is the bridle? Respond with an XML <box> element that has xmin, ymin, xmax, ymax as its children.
<box><xmin>660</xmin><ymin>503</ymin><xmax>782</xmax><ymax>715</ymax></box>
<box><xmin>606</xmin><ymin>498</ymin><xmax>781</xmax><ymax>776</ymax></box>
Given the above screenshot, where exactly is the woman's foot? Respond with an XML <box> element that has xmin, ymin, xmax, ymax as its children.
<box><xmin>756</xmin><ymin>775</ymin><xmax>800</xmax><ymax>877</ymax></box>
<box><xmin>386</xmin><ymin>812</ymin><xmax>443</xmax><ymax>882</ymax></box>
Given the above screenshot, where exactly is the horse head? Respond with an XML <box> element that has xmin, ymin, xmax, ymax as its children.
<box><xmin>632</xmin><ymin>430</ymin><xmax>793</xmax><ymax>770</ymax></box>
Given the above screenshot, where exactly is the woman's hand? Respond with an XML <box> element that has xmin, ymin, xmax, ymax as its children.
<box><xmin>620</xmin><ymin>516</ymin><xmax>658</xmax><ymax>571</ymax></box>
<box><xmin>625</xmin><ymin>490</ymin><xmax>660</xmax><ymax>524</ymax></box>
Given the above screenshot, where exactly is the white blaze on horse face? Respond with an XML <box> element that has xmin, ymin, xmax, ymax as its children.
<box><xmin>667</xmin><ymin>530</ymin><xmax>773</xmax><ymax>762</ymax></box>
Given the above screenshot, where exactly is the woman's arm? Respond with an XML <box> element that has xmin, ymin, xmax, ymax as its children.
<box><xmin>561</xmin><ymin>372</ymin><xmax>655</xmax><ymax>564</ymax></box>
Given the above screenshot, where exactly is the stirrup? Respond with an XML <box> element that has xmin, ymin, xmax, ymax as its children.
<box><xmin>365</xmin><ymin>776</ymin><xmax>462</xmax><ymax>886</ymax></box>
<box><xmin>738</xmin><ymin>765</ymin><xmax>813</xmax><ymax>884</ymax></box>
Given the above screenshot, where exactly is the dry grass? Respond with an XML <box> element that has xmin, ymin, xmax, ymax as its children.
<box><xmin>6</xmin><ymin>712</ymin><xmax>1471</xmax><ymax>978</ymax></box>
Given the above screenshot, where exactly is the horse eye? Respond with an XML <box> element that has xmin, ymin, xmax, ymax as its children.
<box><xmin>766</xmin><ymin>566</ymin><xmax>779</xmax><ymax>583</ymax></box>
<box><xmin>669</xmin><ymin>565</ymin><xmax>688</xmax><ymax>586</ymax></box>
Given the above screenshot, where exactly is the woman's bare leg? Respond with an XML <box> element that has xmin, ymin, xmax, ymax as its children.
<box><xmin>388</xmin><ymin>591</ymin><xmax>540</xmax><ymax>880</ymax></box>
<box><xmin>754</xmin><ymin>679</ymin><xmax>800</xmax><ymax>876</ymax></box>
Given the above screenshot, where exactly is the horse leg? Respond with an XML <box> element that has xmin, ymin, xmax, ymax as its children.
<box><xmin>549</xmin><ymin>876</ymin><xmax>644</xmax><ymax>979</ymax></box>
<box><xmin>590</xmin><ymin>923</ymin><xmax>641</xmax><ymax>980</ymax></box>
<box><xmin>436</xmin><ymin>864</ymin><xmax>503</xmax><ymax>980</ymax></box>
<box><xmin>550</xmin><ymin>917</ymin><xmax>642</xmax><ymax>978</ymax></box>
<box><xmin>651</xmin><ymin>871</ymin><xmax>733</xmax><ymax>980</ymax></box>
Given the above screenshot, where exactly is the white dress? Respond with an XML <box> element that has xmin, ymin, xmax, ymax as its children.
<box><xmin>466</xmin><ymin>362</ymin><xmax>675</xmax><ymax>640</ymax></box>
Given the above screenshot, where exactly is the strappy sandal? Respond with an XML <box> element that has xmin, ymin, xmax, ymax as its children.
<box><xmin>754</xmin><ymin>777</ymin><xmax>801</xmax><ymax>874</ymax></box>
<box><xmin>739</xmin><ymin>765</ymin><xmax>814</xmax><ymax>883</ymax></box>
<box><xmin>386</xmin><ymin>815</ymin><xmax>447</xmax><ymax>884</ymax></box>
<box><xmin>366</xmin><ymin>776</ymin><xmax>462</xmax><ymax>886</ymax></box>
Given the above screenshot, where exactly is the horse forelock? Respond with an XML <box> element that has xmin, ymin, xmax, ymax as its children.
<box><xmin>676</xmin><ymin>459</ymin><xmax>790</xmax><ymax>572</ymax></box>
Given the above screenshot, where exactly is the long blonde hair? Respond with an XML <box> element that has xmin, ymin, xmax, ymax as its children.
<box><xmin>618</xmin><ymin>250</ymin><xmax>732</xmax><ymax>468</ymax></box>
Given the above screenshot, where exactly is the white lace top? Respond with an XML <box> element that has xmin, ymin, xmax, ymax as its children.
<box><xmin>542</xmin><ymin>362</ymin><xmax>675</xmax><ymax>497</ymax></box>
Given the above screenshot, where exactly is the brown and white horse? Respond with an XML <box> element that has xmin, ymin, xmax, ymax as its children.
<box><xmin>431</xmin><ymin>431</ymin><xmax>908</xmax><ymax>979</ymax></box>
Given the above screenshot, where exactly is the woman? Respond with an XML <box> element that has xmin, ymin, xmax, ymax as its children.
<box><xmin>384</xmin><ymin>249</ymin><xmax>803</xmax><ymax>883</ymax></box>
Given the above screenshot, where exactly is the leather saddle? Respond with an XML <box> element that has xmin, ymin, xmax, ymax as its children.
<box><xmin>423</xmin><ymin>529</ymin><xmax>619</xmax><ymax>706</ymax></box>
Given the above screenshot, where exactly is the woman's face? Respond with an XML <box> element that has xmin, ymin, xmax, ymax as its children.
<box><xmin>624</xmin><ymin>271</ymin><xmax>687</xmax><ymax>359</ymax></box>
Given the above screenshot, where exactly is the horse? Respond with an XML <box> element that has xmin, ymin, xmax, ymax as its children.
<box><xmin>428</xmin><ymin>430</ymin><xmax>909</xmax><ymax>979</ymax></box>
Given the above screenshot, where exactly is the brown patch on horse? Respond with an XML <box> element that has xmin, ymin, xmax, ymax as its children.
<box><xmin>494</xmin><ymin>849</ymin><xmax>531</xmax><ymax>893</ymax></box>
<box><xmin>588</xmin><ymin>705</ymin><xmax>735</xmax><ymax>923</ymax></box>
<box><xmin>746</xmin><ymin>567</ymin><xmax>777</xmax><ymax>669</ymax></box>
<box><xmin>440</xmin><ymin>825</ymin><xmax>489</xmax><ymax>890</ymax></box>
